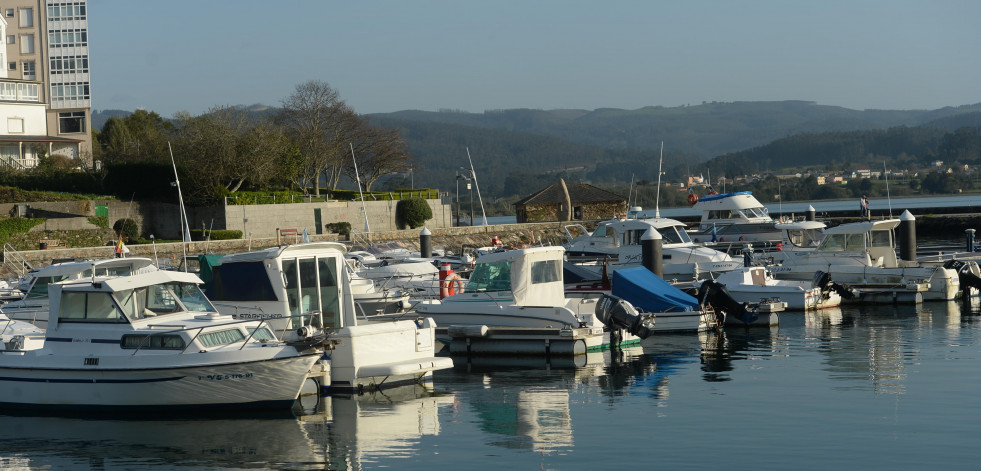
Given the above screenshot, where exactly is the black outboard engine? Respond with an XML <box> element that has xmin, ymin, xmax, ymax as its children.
<box><xmin>697</xmin><ymin>280</ymin><xmax>758</xmax><ymax>326</ymax></box>
<box><xmin>813</xmin><ymin>271</ymin><xmax>858</xmax><ymax>299</ymax></box>
<box><xmin>943</xmin><ymin>260</ymin><xmax>981</xmax><ymax>293</ymax></box>
<box><xmin>594</xmin><ymin>295</ymin><xmax>656</xmax><ymax>340</ymax></box>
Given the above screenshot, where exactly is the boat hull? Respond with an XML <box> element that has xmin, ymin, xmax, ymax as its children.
<box><xmin>0</xmin><ymin>353</ymin><xmax>321</xmax><ymax>410</ymax></box>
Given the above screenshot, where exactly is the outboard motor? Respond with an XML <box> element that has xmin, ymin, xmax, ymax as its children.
<box><xmin>943</xmin><ymin>260</ymin><xmax>981</xmax><ymax>293</ymax></box>
<box><xmin>813</xmin><ymin>271</ymin><xmax>858</xmax><ymax>299</ymax></box>
<box><xmin>594</xmin><ymin>295</ymin><xmax>656</xmax><ymax>339</ymax></box>
<box><xmin>697</xmin><ymin>279</ymin><xmax>759</xmax><ymax>326</ymax></box>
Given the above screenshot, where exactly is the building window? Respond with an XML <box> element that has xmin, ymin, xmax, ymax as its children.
<box><xmin>22</xmin><ymin>61</ymin><xmax>35</xmax><ymax>80</ymax></box>
<box><xmin>19</xmin><ymin>34</ymin><xmax>34</xmax><ymax>54</ymax></box>
<box><xmin>7</xmin><ymin>118</ymin><xmax>24</xmax><ymax>134</ymax></box>
<box><xmin>6</xmin><ymin>35</ymin><xmax>13</xmax><ymax>44</ymax></box>
<box><xmin>59</xmin><ymin>111</ymin><xmax>86</xmax><ymax>133</ymax></box>
<box><xmin>51</xmin><ymin>82</ymin><xmax>90</xmax><ymax>102</ymax></box>
<box><xmin>19</xmin><ymin>7</ymin><xmax>33</xmax><ymax>27</ymax></box>
<box><xmin>4</xmin><ymin>9</ymin><xmax>12</xmax><ymax>18</ymax></box>
<box><xmin>48</xmin><ymin>29</ymin><xmax>88</xmax><ymax>48</ymax></box>
<box><xmin>8</xmin><ymin>62</ymin><xmax>15</xmax><ymax>71</ymax></box>
<box><xmin>48</xmin><ymin>3</ymin><xmax>87</xmax><ymax>21</ymax></box>
<box><xmin>50</xmin><ymin>56</ymin><xmax>89</xmax><ymax>74</ymax></box>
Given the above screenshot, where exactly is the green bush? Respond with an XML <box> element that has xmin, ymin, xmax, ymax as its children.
<box><xmin>0</xmin><ymin>217</ymin><xmax>45</xmax><ymax>244</ymax></box>
<box><xmin>325</xmin><ymin>222</ymin><xmax>351</xmax><ymax>235</ymax></box>
<box><xmin>88</xmin><ymin>216</ymin><xmax>109</xmax><ymax>228</ymax></box>
<box><xmin>395</xmin><ymin>198</ymin><xmax>433</xmax><ymax>229</ymax></box>
<box><xmin>112</xmin><ymin>218</ymin><xmax>140</xmax><ymax>243</ymax></box>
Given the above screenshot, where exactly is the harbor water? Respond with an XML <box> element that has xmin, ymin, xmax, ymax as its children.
<box><xmin>4</xmin><ymin>299</ymin><xmax>981</xmax><ymax>470</ymax></box>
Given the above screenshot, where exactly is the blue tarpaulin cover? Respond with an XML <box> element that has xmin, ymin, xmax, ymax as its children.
<box><xmin>611</xmin><ymin>267</ymin><xmax>700</xmax><ymax>312</ymax></box>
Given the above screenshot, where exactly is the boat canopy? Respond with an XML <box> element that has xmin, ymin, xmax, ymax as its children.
<box><xmin>611</xmin><ymin>267</ymin><xmax>700</xmax><ymax>313</ymax></box>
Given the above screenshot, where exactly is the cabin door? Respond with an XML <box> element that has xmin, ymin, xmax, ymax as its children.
<box><xmin>282</xmin><ymin>256</ymin><xmax>341</xmax><ymax>329</ymax></box>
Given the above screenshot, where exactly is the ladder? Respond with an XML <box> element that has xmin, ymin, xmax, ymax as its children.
<box><xmin>2</xmin><ymin>243</ymin><xmax>33</xmax><ymax>278</ymax></box>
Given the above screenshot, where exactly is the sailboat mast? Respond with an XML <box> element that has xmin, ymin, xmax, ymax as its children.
<box><xmin>655</xmin><ymin>141</ymin><xmax>663</xmax><ymax>217</ymax></box>
<box><xmin>168</xmin><ymin>142</ymin><xmax>190</xmax><ymax>269</ymax></box>
<box><xmin>350</xmin><ymin>143</ymin><xmax>371</xmax><ymax>233</ymax></box>
<box><xmin>466</xmin><ymin>147</ymin><xmax>488</xmax><ymax>226</ymax></box>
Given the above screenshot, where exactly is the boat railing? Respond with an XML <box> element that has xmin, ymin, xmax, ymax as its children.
<box><xmin>3</xmin><ymin>243</ymin><xmax>34</xmax><ymax>279</ymax></box>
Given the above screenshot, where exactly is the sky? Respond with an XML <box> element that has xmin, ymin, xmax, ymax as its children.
<box><xmin>89</xmin><ymin>0</ymin><xmax>981</xmax><ymax>118</ymax></box>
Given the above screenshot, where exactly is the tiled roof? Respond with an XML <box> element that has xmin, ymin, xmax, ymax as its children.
<box><xmin>513</xmin><ymin>183</ymin><xmax>625</xmax><ymax>206</ymax></box>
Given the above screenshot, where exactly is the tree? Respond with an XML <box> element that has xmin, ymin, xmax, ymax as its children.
<box><xmin>346</xmin><ymin>120</ymin><xmax>413</xmax><ymax>191</ymax></box>
<box><xmin>395</xmin><ymin>198</ymin><xmax>432</xmax><ymax>229</ymax></box>
<box><xmin>278</xmin><ymin>80</ymin><xmax>353</xmax><ymax>196</ymax></box>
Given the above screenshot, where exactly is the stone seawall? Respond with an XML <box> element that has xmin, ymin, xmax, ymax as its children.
<box><xmin>3</xmin><ymin>222</ymin><xmax>578</xmax><ymax>276</ymax></box>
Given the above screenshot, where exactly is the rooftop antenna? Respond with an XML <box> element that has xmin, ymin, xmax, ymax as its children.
<box><xmin>168</xmin><ymin>142</ymin><xmax>191</xmax><ymax>270</ymax></box>
<box><xmin>884</xmin><ymin>160</ymin><xmax>892</xmax><ymax>218</ymax></box>
<box><xmin>465</xmin><ymin>147</ymin><xmax>488</xmax><ymax>226</ymax></box>
<box><xmin>655</xmin><ymin>141</ymin><xmax>664</xmax><ymax>217</ymax></box>
<box><xmin>350</xmin><ymin>143</ymin><xmax>370</xmax><ymax>233</ymax></box>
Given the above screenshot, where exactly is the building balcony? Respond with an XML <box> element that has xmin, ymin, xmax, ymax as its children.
<box><xmin>0</xmin><ymin>80</ymin><xmax>40</xmax><ymax>103</ymax></box>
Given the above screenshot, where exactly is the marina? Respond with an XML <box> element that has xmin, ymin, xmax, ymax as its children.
<box><xmin>3</xmin><ymin>299</ymin><xmax>981</xmax><ymax>469</ymax></box>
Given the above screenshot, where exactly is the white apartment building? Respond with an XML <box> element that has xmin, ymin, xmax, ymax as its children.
<box><xmin>0</xmin><ymin>0</ymin><xmax>91</xmax><ymax>169</ymax></box>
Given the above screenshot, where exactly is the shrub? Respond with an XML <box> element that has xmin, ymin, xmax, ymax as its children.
<box><xmin>395</xmin><ymin>198</ymin><xmax>433</xmax><ymax>229</ymax></box>
<box><xmin>190</xmin><ymin>229</ymin><xmax>243</xmax><ymax>241</ymax></box>
<box><xmin>112</xmin><ymin>218</ymin><xmax>140</xmax><ymax>243</ymax></box>
<box><xmin>325</xmin><ymin>222</ymin><xmax>351</xmax><ymax>235</ymax></box>
<box><xmin>88</xmin><ymin>216</ymin><xmax>109</xmax><ymax>228</ymax></box>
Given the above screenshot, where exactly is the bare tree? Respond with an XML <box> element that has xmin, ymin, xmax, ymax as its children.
<box><xmin>278</xmin><ymin>80</ymin><xmax>352</xmax><ymax>196</ymax></box>
<box><xmin>346</xmin><ymin>121</ymin><xmax>413</xmax><ymax>191</ymax></box>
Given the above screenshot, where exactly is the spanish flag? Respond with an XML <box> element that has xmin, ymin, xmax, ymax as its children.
<box><xmin>115</xmin><ymin>236</ymin><xmax>125</xmax><ymax>256</ymax></box>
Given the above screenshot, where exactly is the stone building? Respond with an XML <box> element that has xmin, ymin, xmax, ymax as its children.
<box><xmin>513</xmin><ymin>180</ymin><xmax>625</xmax><ymax>223</ymax></box>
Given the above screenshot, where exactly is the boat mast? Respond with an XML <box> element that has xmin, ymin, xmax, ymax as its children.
<box><xmin>466</xmin><ymin>147</ymin><xmax>488</xmax><ymax>226</ymax></box>
<box><xmin>168</xmin><ymin>142</ymin><xmax>191</xmax><ymax>270</ymax></box>
<box><xmin>350</xmin><ymin>143</ymin><xmax>370</xmax><ymax>233</ymax></box>
<box><xmin>655</xmin><ymin>141</ymin><xmax>663</xmax><ymax>218</ymax></box>
<box><xmin>884</xmin><ymin>160</ymin><xmax>892</xmax><ymax>218</ymax></box>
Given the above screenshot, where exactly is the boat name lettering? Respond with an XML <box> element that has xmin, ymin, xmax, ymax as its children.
<box><xmin>236</xmin><ymin>313</ymin><xmax>284</xmax><ymax>320</ymax></box>
<box><xmin>198</xmin><ymin>372</ymin><xmax>254</xmax><ymax>381</ymax></box>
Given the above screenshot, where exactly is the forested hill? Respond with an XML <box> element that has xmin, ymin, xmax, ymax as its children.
<box><xmin>368</xmin><ymin>101</ymin><xmax>981</xmax><ymax>160</ymax></box>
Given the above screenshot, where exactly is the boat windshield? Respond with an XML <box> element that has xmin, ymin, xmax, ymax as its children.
<box><xmin>787</xmin><ymin>229</ymin><xmax>823</xmax><ymax>248</ymax></box>
<box><xmin>467</xmin><ymin>260</ymin><xmax>512</xmax><ymax>292</ymax></box>
<box><xmin>115</xmin><ymin>282</ymin><xmax>214</xmax><ymax>320</ymax></box>
<box><xmin>660</xmin><ymin>226</ymin><xmax>692</xmax><ymax>244</ymax></box>
<box><xmin>744</xmin><ymin>207</ymin><xmax>768</xmax><ymax>218</ymax></box>
<box><xmin>817</xmin><ymin>233</ymin><xmax>866</xmax><ymax>252</ymax></box>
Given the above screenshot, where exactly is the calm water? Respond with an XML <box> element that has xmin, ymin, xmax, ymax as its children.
<box><xmin>5</xmin><ymin>300</ymin><xmax>981</xmax><ymax>470</ymax></box>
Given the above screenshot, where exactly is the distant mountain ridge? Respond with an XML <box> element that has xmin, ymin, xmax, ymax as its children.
<box><xmin>368</xmin><ymin>101</ymin><xmax>981</xmax><ymax>159</ymax></box>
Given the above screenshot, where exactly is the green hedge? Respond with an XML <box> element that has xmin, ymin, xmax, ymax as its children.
<box><xmin>0</xmin><ymin>217</ymin><xmax>45</xmax><ymax>244</ymax></box>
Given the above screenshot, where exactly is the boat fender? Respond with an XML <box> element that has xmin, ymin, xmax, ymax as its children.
<box><xmin>440</xmin><ymin>273</ymin><xmax>465</xmax><ymax>299</ymax></box>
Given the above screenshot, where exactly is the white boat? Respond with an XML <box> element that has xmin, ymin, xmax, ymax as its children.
<box><xmin>687</xmin><ymin>191</ymin><xmax>782</xmax><ymax>244</ymax></box>
<box><xmin>705</xmin><ymin>266</ymin><xmax>843</xmax><ymax>311</ymax></box>
<box><xmin>2</xmin><ymin>257</ymin><xmax>158</xmax><ymax>329</ymax></box>
<box><xmin>769</xmin><ymin>220</ymin><xmax>826</xmax><ymax>263</ymax></box>
<box><xmin>384</xmin><ymin>246</ymin><xmax>656</xmax><ymax>353</ymax></box>
<box><xmin>770</xmin><ymin>219</ymin><xmax>960</xmax><ymax>301</ymax></box>
<box><xmin>206</xmin><ymin>242</ymin><xmax>453</xmax><ymax>394</ymax></box>
<box><xmin>0</xmin><ymin>269</ymin><xmax>321</xmax><ymax>410</ymax></box>
<box><xmin>563</xmin><ymin>216</ymin><xmax>741</xmax><ymax>280</ymax></box>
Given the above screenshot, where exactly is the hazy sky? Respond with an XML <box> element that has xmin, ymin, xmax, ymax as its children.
<box><xmin>89</xmin><ymin>0</ymin><xmax>981</xmax><ymax>117</ymax></box>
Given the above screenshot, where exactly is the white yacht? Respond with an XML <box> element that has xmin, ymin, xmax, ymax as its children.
<box><xmin>770</xmin><ymin>219</ymin><xmax>960</xmax><ymax>301</ymax></box>
<box><xmin>769</xmin><ymin>220</ymin><xmax>826</xmax><ymax>263</ymax></box>
<box><xmin>0</xmin><ymin>269</ymin><xmax>321</xmax><ymax>410</ymax></box>
<box><xmin>390</xmin><ymin>246</ymin><xmax>657</xmax><ymax>353</ymax></box>
<box><xmin>2</xmin><ymin>257</ymin><xmax>158</xmax><ymax>329</ymax></box>
<box><xmin>704</xmin><ymin>266</ymin><xmax>843</xmax><ymax>311</ymax></box>
<box><xmin>206</xmin><ymin>242</ymin><xmax>453</xmax><ymax>394</ymax></box>
<box><xmin>687</xmin><ymin>191</ymin><xmax>782</xmax><ymax>244</ymax></box>
<box><xmin>564</xmin><ymin>216</ymin><xmax>740</xmax><ymax>280</ymax></box>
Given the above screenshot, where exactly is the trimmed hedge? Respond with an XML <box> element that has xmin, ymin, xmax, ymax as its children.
<box><xmin>190</xmin><ymin>229</ymin><xmax>243</xmax><ymax>241</ymax></box>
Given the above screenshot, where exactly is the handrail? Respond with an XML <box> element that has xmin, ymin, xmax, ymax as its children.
<box><xmin>3</xmin><ymin>243</ymin><xmax>34</xmax><ymax>279</ymax></box>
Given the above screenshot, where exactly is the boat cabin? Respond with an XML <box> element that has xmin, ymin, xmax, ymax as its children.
<box><xmin>810</xmin><ymin>219</ymin><xmax>900</xmax><ymax>267</ymax></box>
<box><xmin>461</xmin><ymin>246</ymin><xmax>567</xmax><ymax>307</ymax></box>
<box><xmin>207</xmin><ymin>242</ymin><xmax>353</xmax><ymax>333</ymax></box>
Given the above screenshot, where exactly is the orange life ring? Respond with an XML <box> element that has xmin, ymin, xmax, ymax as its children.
<box><xmin>440</xmin><ymin>273</ymin><xmax>465</xmax><ymax>299</ymax></box>
<box><xmin>687</xmin><ymin>193</ymin><xmax>699</xmax><ymax>206</ymax></box>
<box><xmin>708</xmin><ymin>190</ymin><xmax>718</xmax><ymax>195</ymax></box>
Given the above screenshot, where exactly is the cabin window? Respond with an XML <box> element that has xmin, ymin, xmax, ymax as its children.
<box><xmin>247</xmin><ymin>326</ymin><xmax>276</xmax><ymax>340</ymax></box>
<box><xmin>59</xmin><ymin>292</ymin><xmax>125</xmax><ymax>322</ymax></box>
<box><xmin>317</xmin><ymin>257</ymin><xmax>339</xmax><ymax>329</ymax></box>
<box><xmin>121</xmin><ymin>334</ymin><xmax>185</xmax><ymax>350</ymax></box>
<box><xmin>870</xmin><ymin>230</ymin><xmax>892</xmax><ymax>248</ymax></box>
<box><xmin>623</xmin><ymin>230</ymin><xmax>646</xmax><ymax>246</ymax></box>
<box><xmin>169</xmin><ymin>282</ymin><xmax>216</xmax><ymax>312</ymax></box>
<box><xmin>467</xmin><ymin>260</ymin><xmax>511</xmax><ymax>292</ymax></box>
<box><xmin>661</xmin><ymin>226</ymin><xmax>691</xmax><ymax>244</ymax></box>
<box><xmin>26</xmin><ymin>275</ymin><xmax>70</xmax><ymax>299</ymax></box>
<box><xmin>818</xmin><ymin>233</ymin><xmax>866</xmax><ymax>252</ymax></box>
<box><xmin>707</xmin><ymin>210</ymin><xmax>733</xmax><ymax>220</ymax></box>
<box><xmin>211</xmin><ymin>262</ymin><xmax>278</xmax><ymax>301</ymax></box>
<box><xmin>199</xmin><ymin>328</ymin><xmax>246</xmax><ymax>347</ymax></box>
<box><xmin>299</xmin><ymin>258</ymin><xmax>319</xmax><ymax>316</ymax></box>
<box><xmin>116</xmin><ymin>284</ymin><xmax>182</xmax><ymax>320</ymax></box>
<box><xmin>283</xmin><ymin>259</ymin><xmax>300</xmax><ymax>318</ymax></box>
<box><xmin>531</xmin><ymin>260</ymin><xmax>561</xmax><ymax>284</ymax></box>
